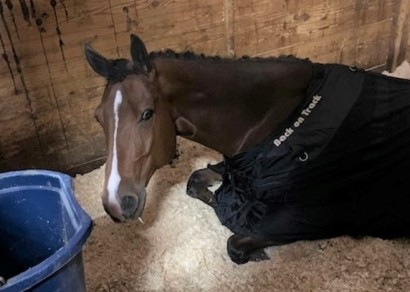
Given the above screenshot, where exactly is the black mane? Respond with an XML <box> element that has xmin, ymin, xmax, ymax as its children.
<box><xmin>149</xmin><ymin>49</ymin><xmax>309</xmax><ymax>64</ymax></box>
<box><xmin>106</xmin><ymin>50</ymin><xmax>310</xmax><ymax>82</ymax></box>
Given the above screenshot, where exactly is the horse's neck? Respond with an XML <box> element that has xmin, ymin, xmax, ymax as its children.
<box><xmin>154</xmin><ymin>58</ymin><xmax>313</xmax><ymax>157</ymax></box>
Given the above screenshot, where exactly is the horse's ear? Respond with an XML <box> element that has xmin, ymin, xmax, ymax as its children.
<box><xmin>84</xmin><ymin>44</ymin><xmax>111</xmax><ymax>78</ymax></box>
<box><xmin>130</xmin><ymin>34</ymin><xmax>152</xmax><ymax>74</ymax></box>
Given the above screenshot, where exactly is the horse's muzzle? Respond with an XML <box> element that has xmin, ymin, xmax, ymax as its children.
<box><xmin>103</xmin><ymin>188</ymin><xmax>146</xmax><ymax>222</ymax></box>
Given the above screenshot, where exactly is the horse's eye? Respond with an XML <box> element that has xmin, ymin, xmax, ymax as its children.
<box><xmin>142</xmin><ymin>109</ymin><xmax>154</xmax><ymax>121</ymax></box>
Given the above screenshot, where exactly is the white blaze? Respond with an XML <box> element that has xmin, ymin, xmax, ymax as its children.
<box><xmin>107</xmin><ymin>90</ymin><xmax>123</xmax><ymax>206</ymax></box>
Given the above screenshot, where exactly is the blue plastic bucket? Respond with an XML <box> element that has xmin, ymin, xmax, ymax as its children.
<box><xmin>0</xmin><ymin>170</ymin><xmax>93</xmax><ymax>292</ymax></box>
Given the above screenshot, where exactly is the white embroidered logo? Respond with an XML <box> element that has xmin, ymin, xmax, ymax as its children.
<box><xmin>273</xmin><ymin>95</ymin><xmax>322</xmax><ymax>147</ymax></box>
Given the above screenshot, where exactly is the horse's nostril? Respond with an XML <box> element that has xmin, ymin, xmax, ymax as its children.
<box><xmin>121</xmin><ymin>195</ymin><xmax>139</xmax><ymax>218</ymax></box>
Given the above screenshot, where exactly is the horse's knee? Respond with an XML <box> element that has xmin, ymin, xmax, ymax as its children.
<box><xmin>188</xmin><ymin>168</ymin><xmax>221</xmax><ymax>187</ymax></box>
<box><xmin>187</xmin><ymin>169</ymin><xmax>203</xmax><ymax>186</ymax></box>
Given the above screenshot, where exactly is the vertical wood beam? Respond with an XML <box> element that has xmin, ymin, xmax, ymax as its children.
<box><xmin>224</xmin><ymin>0</ymin><xmax>234</xmax><ymax>57</ymax></box>
<box><xmin>387</xmin><ymin>0</ymin><xmax>410</xmax><ymax>71</ymax></box>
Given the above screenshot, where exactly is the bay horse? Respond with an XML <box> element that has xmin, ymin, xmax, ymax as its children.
<box><xmin>85</xmin><ymin>34</ymin><xmax>410</xmax><ymax>264</ymax></box>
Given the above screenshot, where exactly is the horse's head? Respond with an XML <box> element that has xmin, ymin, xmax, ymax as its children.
<box><xmin>85</xmin><ymin>35</ymin><xmax>176</xmax><ymax>222</ymax></box>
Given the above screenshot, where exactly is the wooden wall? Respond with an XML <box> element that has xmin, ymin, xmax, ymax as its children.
<box><xmin>0</xmin><ymin>0</ymin><xmax>407</xmax><ymax>175</ymax></box>
<box><xmin>407</xmin><ymin>1</ymin><xmax>410</xmax><ymax>61</ymax></box>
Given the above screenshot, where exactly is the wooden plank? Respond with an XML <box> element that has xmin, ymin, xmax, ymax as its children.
<box><xmin>408</xmin><ymin>34</ymin><xmax>410</xmax><ymax>61</ymax></box>
<box><xmin>233</xmin><ymin>0</ymin><xmax>394</xmax><ymax>68</ymax></box>
<box><xmin>224</xmin><ymin>0</ymin><xmax>235</xmax><ymax>56</ymax></box>
<box><xmin>252</xmin><ymin>19</ymin><xmax>392</xmax><ymax>68</ymax></box>
<box><xmin>387</xmin><ymin>0</ymin><xmax>410</xmax><ymax>71</ymax></box>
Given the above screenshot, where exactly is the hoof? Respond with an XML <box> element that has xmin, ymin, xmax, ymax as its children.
<box><xmin>227</xmin><ymin>234</ymin><xmax>271</xmax><ymax>265</ymax></box>
<box><xmin>186</xmin><ymin>183</ymin><xmax>215</xmax><ymax>206</ymax></box>
<box><xmin>227</xmin><ymin>236</ymin><xmax>251</xmax><ymax>265</ymax></box>
<box><xmin>0</xmin><ymin>276</ymin><xmax>6</xmax><ymax>287</ymax></box>
<box><xmin>249</xmin><ymin>249</ymin><xmax>270</xmax><ymax>262</ymax></box>
<box><xmin>228</xmin><ymin>250</ymin><xmax>251</xmax><ymax>265</ymax></box>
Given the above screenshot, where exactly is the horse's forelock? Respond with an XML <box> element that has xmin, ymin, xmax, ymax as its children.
<box><xmin>107</xmin><ymin>59</ymin><xmax>139</xmax><ymax>83</ymax></box>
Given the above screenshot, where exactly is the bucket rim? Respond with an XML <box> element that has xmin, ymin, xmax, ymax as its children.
<box><xmin>0</xmin><ymin>170</ymin><xmax>93</xmax><ymax>292</ymax></box>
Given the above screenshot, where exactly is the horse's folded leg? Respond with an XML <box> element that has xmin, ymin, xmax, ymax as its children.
<box><xmin>186</xmin><ymin>167</ymin><xmax>222</xmax><ymax>207</ymax></box>
<box><xmin>227</xmin><ymin>234</ymin><xmax>276</xmax><ymax>265</ymax></box>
